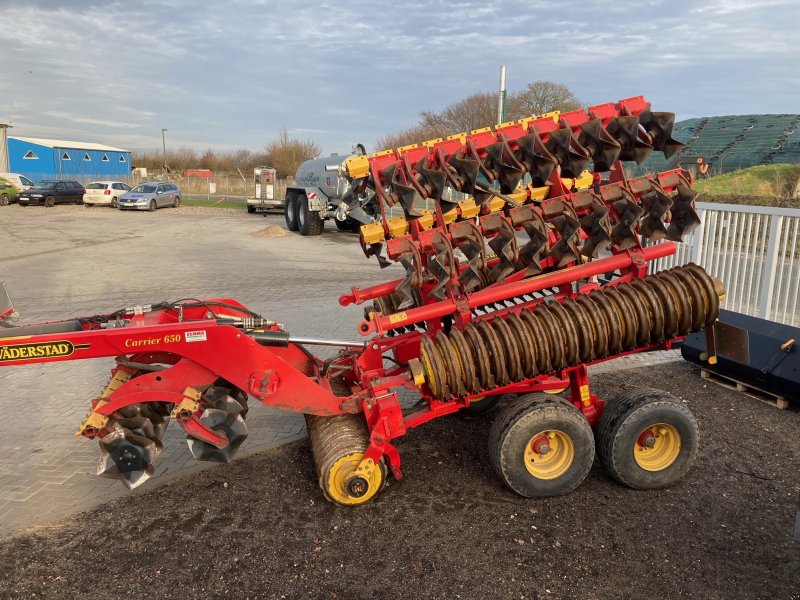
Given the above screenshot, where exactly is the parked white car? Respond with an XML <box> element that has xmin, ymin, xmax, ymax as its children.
<box><xmin>0</xmin><ymin>173</ymin><xmax>35</xmax><ymax>192</ymax></box>
<box><xmin>83</xmin><ymin>181</ymin><xmax>131</xmax><ymax>207</ymax></box>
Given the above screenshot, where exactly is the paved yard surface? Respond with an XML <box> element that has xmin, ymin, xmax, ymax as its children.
<box><xmin>0</xmin><ymin>205</ymin><xmax>681</xmax><ymax>537</ymax></box>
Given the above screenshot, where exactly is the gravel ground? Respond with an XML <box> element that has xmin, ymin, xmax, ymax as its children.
<box><xmin>4</xmin><ymin>202</ymin><xmax>249</xmax><ymax>217</ymax></box>
<box><xmin>1</xmin><ymin>361</ymin><xmax>798</xmax><ymax>600</ymax></box>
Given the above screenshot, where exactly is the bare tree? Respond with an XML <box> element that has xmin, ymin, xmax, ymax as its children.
<box><xmin>420</xmin><ymin>91</ymin><xmax>498</xmax><ymax>136</ymax></box>
<box><xmin>375</xmin><ymin>81</ymin><xmax>583</xmax><ymax>151</ymax></box>
<box><xmin>510</xmin><ymin>81</ymin><xmax>583</xmax><ymax>117</ymax></box>
<box><xmin>264</xmin><ymin>128</ymin><xmax>321</xmax><ymax>179</ymax></box>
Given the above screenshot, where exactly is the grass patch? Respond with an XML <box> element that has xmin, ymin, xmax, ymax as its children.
<box><xmin>694</xmin><ymin>164</ymin><xmax>800</xmax><ymax>197</ymax></box>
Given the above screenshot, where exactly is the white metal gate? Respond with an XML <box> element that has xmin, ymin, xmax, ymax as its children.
<box><xmin>649</xmin><ymin>202</ymin><xmax>800</xmax><ymax>326</ymax></box>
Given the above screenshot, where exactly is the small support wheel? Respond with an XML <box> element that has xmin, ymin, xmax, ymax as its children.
<box><xmin>489</xmin><ymin>394</ymin><xmax>594</xmax><ymax>497</ymax></box>
<box><xmin>596</xmin><ymin>388</ymin><xmax>698</xmax><ymax>490</ymax></box>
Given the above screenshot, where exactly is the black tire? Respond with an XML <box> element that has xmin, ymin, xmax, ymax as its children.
<box><xmin>297</xmin><ymin>193</ymin><xmax>324</xmax><ymax>236</ymax></box>
<box><xmin>0</xmin><ymin>194</ymin><xmax>9</xmax><ymax>206</ymax></box>
<box><xmin>111</xmin><ymin>197</ymin><xmax>117</xmax><ymax>208</ymax></box>
<box><xmin>19</xmin><ymin>201</ymin><xmax>28</xmax><ymax>207</ymax></box>
<box><xmin>85</xmin><ymin>202</ymin><xmax>93</xmax><ymax>207</ymax></box>
<box><xmin>489</xmin><ymin>394</ymin><xmax>594</xmax><ymax>498</ymax></box>
<box><xmin>284</xmin><ymin>192</ymin><xmax>299</xmax><ymax>231</ymax></box>
<box><xmin>596</xmin><ymin>388</ymin><xmax>698</xmax><ymax>490</ymax></box>
<box><xmin>76</xmin><ymin>195</ymin><xmax>83</xmax><ymax>205</ymax></box>
<box><xmin>335</xmin><ymin>217</ymin><xmax>360</xmax><ymax>233</ymax></box>
<box><xmin>173</xmin><ymin>196</ymin><xmax>180</xmax><ymax>208</ymax></box>
<box><xmin>45</xmin><ymin>196</ymin><xmax>55</xmax><ymax>207</ymax></box>
<box><xmin>462</xmin><ymin>395</ymin><xmax>501</xmax><ymax>415</ymax></box>
<box><xmin>148</xmin><ymin>199</ymin><xmax>156</xmax><ymax>212</ymax></box>
<box><xmin>247</xmin><ymin>205</ymin><xmax>256</xmax><ymax>214</ymax></box>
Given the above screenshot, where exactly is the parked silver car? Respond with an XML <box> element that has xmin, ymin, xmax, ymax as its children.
<box><xmin>118</xmin><ymin>182</ymin><xmax>181</xmax><ymax>211</ymax></box>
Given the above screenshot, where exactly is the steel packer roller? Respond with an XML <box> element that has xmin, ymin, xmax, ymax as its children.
<box><xmin>0</xmin><ymin>97</ymin><xmax>722</xmax><ymax>505</ymax></box>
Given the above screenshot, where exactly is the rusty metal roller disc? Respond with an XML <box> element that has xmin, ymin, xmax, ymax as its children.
<box><xmin>493</xmin><ymin>316</ymin><xmax>523</xmax><ymax>381</ymax></box>
<box><xmin>505</xmin><ymin>313</ymin><xmax>536</xmax><ymax>378</ymax></box>
<box><xmin>589</xmin><ymin>289</ymin><xmax>623</xmax><ymax>355</ymax></box>
<box><xmin>631</xmin><ymin>279</ymin><xmax>666</xmax><ymax>343</ymax></box>
<box><xmin>669</xmin><ymin>267</ymin><xmax>706</xmax><ymax>331</ymax></box>
<box><xmin>559</xmin><ymin>297</ymin><xmax>599</xmax><ymax>363</ymax></box>
<box><xmin>544</xmin><ymin>301</ymin><xmax>583</xmax><ymax>366</ymax></box>
<box><xmin>645</xmin><ymin>274</ymin><xmax>679</xmax><ymax>339</ymax></box>
<box><xmin>617</xmin><ymin>284</ymin><xmax>652</xmax><ymax>347</ymax></box>
<box><xmin>449</xmin><ymin>328</ymin><xmax>480</xmax><ymax>394</ymax></box>
<box><xmin>435</xmin><ymin>331</ymin><xmax>465</xmax><ymax>398</ymax></box>
<box><xmin>477</xmin><ymin>320</ymin><xmax>509</xmax><ymax>387</ymax></box>
<box><xmin>520</xmin><ymin>309</ymin><xmax>552</xmax><ymax>374</ymax></box>
<box><xmin>575</xmin><ymin>294</ymin><xmax>610</xmax><ymax>359</ymax></box>
<box><xmin>533</xmin><ymin>304</ymin><xmax>567</xmax><ymax>371</ymax></box>
<box><xmin>463</xmin><ymin>323</ymin><xmax>495</xmax><ymax>390</ymax></box>
<box><xmin>656</xmin><ymin>271</ymin><xmax>692</xmax><ymax>335</ymax></box>
<box><xmin>420</xmin><ymin>336</ymin><xmax>447</xmax><ymax>399</ymax></box>
<box><xmin>600</xmin><ymin>287</ymin><xmax>637</xmax><ymax>350</ymax></box>
<box><xmin>684</xmin><ymin>264</ymin><xmax>720</xmax><ymax>325</ymax></box>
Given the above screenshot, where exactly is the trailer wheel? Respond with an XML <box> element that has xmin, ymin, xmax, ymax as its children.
<box><xmin>297</xmin><ymin>193</ymin><xmax>324</xmax><ymax>236</ymax></box>
<box><xmin>284</xmin><ymin>191</ymin><xmax>299</xmax><ymax>230</ymax></box>
<box><xmin>489</xmin><ymin>394</ymin><xmax>594</xmax><ymax>497</ymax></box>
<box><xmin>596</xmin><ymin>388</ymin><xmax>698</xmax><ymax>490</ymax></box>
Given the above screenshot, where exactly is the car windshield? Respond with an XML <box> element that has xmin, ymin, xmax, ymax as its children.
<box><xmin>131</xmin><ymin>184</ymin><xmax>157</xmax><ymax>193</ymax></box>
<box><xmin>87</xmin><ymin>183</ymin><xmax>106</xmax><ymax>190</ymax></box>
<box><xmin>38</xmin><ymin>182</ymin><xmax>58</xmax><ymax>190</ymax></box>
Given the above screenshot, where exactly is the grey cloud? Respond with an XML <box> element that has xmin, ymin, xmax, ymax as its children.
<box><xmin>0</xmin><ymin>0</ymin><xmax>796</xmax><ymax>154</ymax></box>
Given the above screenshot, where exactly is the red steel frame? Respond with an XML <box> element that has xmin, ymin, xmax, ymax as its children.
<box><xmin>0</xmin><ymin>242</ymin><xmax>682</xmax><ymax>482</ymax></box>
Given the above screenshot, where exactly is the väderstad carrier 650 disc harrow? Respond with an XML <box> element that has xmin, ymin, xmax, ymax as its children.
<box><xmin>0</xmin><ymin>95</ymin><xmax>723</xmax><ymax>504</ymax></box>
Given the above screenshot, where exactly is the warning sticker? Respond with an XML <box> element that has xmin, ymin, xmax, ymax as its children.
<box><xmin>185</xmin><ymin>330</ymin><xmax>208</xmax><ymax>343</ymax></box>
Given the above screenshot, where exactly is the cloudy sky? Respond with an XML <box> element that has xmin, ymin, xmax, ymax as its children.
<box><xmin>0</xmin><ymin>0</ymin><xmax>797</xmax><ymax>154</ymax></box>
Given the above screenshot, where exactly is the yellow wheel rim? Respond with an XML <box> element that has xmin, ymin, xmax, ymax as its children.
<box><xmin>325</xmin><ymin>453</ymin><xmax>384</xmax><ymax>506</ymax></box>
<box><xmin>634</xmin><ymin>423</ymin><xmax>681</xmax><ymax>472</ymax></box>
<box><xmin>524</xmin><ymin>430</ymin><xmax>574</xmax><ymax>480</ymax></box>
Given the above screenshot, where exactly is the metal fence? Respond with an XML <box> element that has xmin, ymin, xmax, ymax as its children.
<box><xmin>649</xmin><ymin>202</ymin><xmax>800</xmax><ymax>326</ymax></box>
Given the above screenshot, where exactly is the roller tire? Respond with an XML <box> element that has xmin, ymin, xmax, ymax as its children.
<box><xmin>284</xmin><ymin>191</ymin><xmax>299</xmax><ymax>230</ymax></box>
<box><xmin>297</xmin><ymin>193</ymin><xmax>324</xmax><ymax>236</ymax></box>
<box><xmin>489</xmin><ymin>394</ymin><xmax>594</xmax><ymax>498</ymax></box>
<box><xmin>596</xmin><ymin>387</ymin><xmax>698</xmax><ymax>490</ymax></box>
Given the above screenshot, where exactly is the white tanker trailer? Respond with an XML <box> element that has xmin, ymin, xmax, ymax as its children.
<box><xmin>283</xmin><ymin>144</ymin><xmax>378</xmax><ymax>236</ymax></box>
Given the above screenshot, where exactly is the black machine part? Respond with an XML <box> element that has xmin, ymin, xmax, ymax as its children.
<box><xmin>681</xmin><ymin>309</ymin><xmax>799</xmax><ymax>403</ymax></box>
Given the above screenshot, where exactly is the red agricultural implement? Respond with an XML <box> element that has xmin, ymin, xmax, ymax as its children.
<box><xmin>0</xmin><ymin>96</ymin><xmax>724</xmax><ymax>505</ymax></box>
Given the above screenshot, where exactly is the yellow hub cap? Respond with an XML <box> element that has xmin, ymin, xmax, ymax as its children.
<box><xmin>524</xmin><ymin>430</ymin><xmax>574</xmax><ymax>480</ymax></box>
<box><xmin>634</xmin><ymin>423</ymin><xmax>681</xmax><ymax>472</ymax></box>
<box><xmin>325</xmin><ymin>453</ymin><xmax>384</xmax><ymax>506</ymax></box>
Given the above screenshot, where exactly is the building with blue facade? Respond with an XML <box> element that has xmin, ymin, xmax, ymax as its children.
<box><xmin>7</xmin><ymin>137</ymin><xmax>132</xmax><ymax>184</ymax></box>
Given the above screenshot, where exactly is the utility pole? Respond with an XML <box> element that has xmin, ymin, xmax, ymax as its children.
<box><xmin>496</xmin><ymin>65</ymin><xmax>507</xmax><ymax>125</ymax></box>
<box><xmin>161</xmin><ymin>128</ymin><xmax>168</xmax><ymax>177</ymax></box>
<box><xmin>0</xmin><ymin>121</ymin><xmax>12</xmax><ymax>173</ymax></box>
